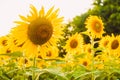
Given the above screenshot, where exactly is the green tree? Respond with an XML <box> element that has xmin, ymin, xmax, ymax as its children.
<box><xmin>71</xmin><ymin>0</ymin><xmax>120</xmax><ymax>35</ymax></box>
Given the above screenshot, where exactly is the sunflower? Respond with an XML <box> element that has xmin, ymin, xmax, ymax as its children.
<box><xmin>0</xmin><ymin>35</ymin><xmax>14</xmax><ymax>57</ymax></box>
<box><xmin>64</xmin><ymin>33</ymin><xmax>84</xmax><ymax>54</ymax></box>
<box><xmin>39</xmin><ymin>46</ymin><xmax>59</xmax><ymax>59</ymax></box>
<box><xmin>11</xmin><ymin>5</ymin><xmax>64</xmax><ymax>58</ymax></box>
<box><xmin>16</xmin><ymin>57</ymin><xmax>32</xmax><ymax>68</ymax></box>
<box><xmin>79</xmin><ymin>58</ymin><xmax>91</xmax><ymax>69</ymax></box>
<box><xmin>83</xmin><ymin>43</ymin><xmax>92</xmax><ymax>54</ymax></box>
<box><xmin>85</xmin><ymin>16</ymin><xmax>104</xmax><ymax>38</ymax></box>
<box><xmin>93</xmin><ymin>53</ymin><xmax>106</xmax><ymax>70</ymax></box>
<box><xmin>99</xmin><ymin>35</ymin><xmax>111</xmax><ymax>53</ymax></box>
<box><xmin>36</xmin><ymin>59</ymin><xmax>52</xmax><ymax>69</ymax></box>
<box><xmin>108</xmin><ymin>34</ymin><xmax>120</xmax><ymax>56</ymax></box>
<box><xmin>0</xmin><ymin>35</ymin><xmax>22</xmax><ymax>54</ymax></box>
<box><xmin>99</xmin><ymin>35</ymin><xmax>111</xmax><ymax>48</ymax></box>
<box><xmin>63</xmin><ymin>53</ymin><xmax>76</xmax><ymax>67</ymax></box>
<box><xmin>0</xmin><ymin>35</ymin><xmax>10</xmax><ymax>65</ymax></box>
<box><xmin>94</xmin><ymin>63</ymin><xmax>104</xmax><ymax>70</ymax></box>
<box><xmin>0</xmin><ymin>36</ymin><xmax>9</xmax><ymax>54</ymax></box>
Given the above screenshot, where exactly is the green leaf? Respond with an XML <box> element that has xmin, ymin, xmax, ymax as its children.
<box><xmin>0</xmin><ymin>51</ymin><xmax>23</xmax><ymax>57</ymax></box>
<box><xmin>44</xmin><ymin>68</ymin><xmax>68</xmax><ymax>80</ymax></box>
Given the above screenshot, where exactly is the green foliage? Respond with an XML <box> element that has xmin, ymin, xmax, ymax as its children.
<box><xmin>93</xmin><ymin>0</ymin><xmax>120</xmax><ymax>35</ymax></box>
<box><xmin>0</xmin><ymin>51</ymin><xmax>23</xmax><ymax>57</ymax></box>
<box><xmin>0</xmin><ymin>52</ymin><xmax>120</xmax><ymax>80</ymax></box>
<box><xmin>70</xmin><ymin>0</ymin><xmax>120</xmax><ymax>35</ymax></box>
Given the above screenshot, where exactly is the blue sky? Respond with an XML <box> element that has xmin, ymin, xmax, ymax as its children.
<box><xmin>0</xmin><ymin>0</ymin><xmax>93</xmax><ymax>36</ymax></box>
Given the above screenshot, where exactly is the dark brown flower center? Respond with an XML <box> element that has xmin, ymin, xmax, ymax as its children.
<box><xmin>94</xmin><ymin>22</ymin><xmax>101</xmax><ymax>32</ymax></box>
<box><xmin>103</xmin><ymin>40</ymin><xmax>109</xmax><ymax>47</ymax></box>
<box><xmin>111</xmin><ymin>39</ymin><xmax>119</xmax><ymax>49</ymax></box>
<box><xmin>38</xmin><ymin>55</ymin><xmax>42</xmax><ymax>59</ymax></box>
<box><xmin>70</xmin><ymin>39</ymin><xmax>78</xmax><ymax>48</ymax></box>
<box><xmin>83</xmin><ymin>61</ymin><xmax>88</xmax><ymax>66</ymax></box>
<box><xmin>27</xmin><ymin>19</ymin><xmax>53</xmax><ymax>45</ymax></box>
<box><xmin>24</xmin><ymin>58</ymin><xmax>28</xmax><ymax>64</ymax></box>
<box><xmin>2</xmin><ymin>40</ymin><xmax>7</xmax><ymax>46</ymax></box>
<box><xmin>6</xmin><ymin>48</ymin><xmax>11</xmax><ymax>53</ymax></box>
<box><xmin>87</xmin><ymin>48</ymin><xmax>91</xmax><ymax>53</ymax></box>
<box><xmin>46</xmin><ymin>51</ymin><xmax>52</xmax><ymax>57</ymax></box>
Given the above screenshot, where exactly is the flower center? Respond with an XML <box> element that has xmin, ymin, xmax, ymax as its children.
<box><xmin>6</xmin><ymin>48</ymin><xmax>11</xmax><ymax>53</ymax></box>
<box><xmin>70</xmin><ymin>39</ymin><xmax>78</xmax><ymax>48</ymax></box>
<box><xmin>94</xmin><ymin>22</ymin><xmax>101</xmax><ymax>32</ymax></box>
<box><xmin>103</xmin><ymin>40</ymin><xmax>109</xmax><ymax>47</ymax></box>
<box><xmin>2</xmin><ymin>40</ymin><xmax>7</xmax><ymax>46</ymax></box>
<box><xmin>83</xmin><ymin>61</ymin><xmax>88</xmax><ymax>66</ymax></box>
<box><xmin>24</xmin><ymin>58</ymin><xmax>28</xmax><ymax>64</ymax></box>
<box><xmin>46</xmin><ymin>51</ymin><xmax>52</xmax><ymax>57</ymax></box>
<box><xmin>111</xmin><ymin>39</ymin><xmax>119</xmax><ymax>49</ymax></box>
<box><xmin>27</xmin><ymin>19</ymin><xmax>53</xmax><ymax>45</ymax></box>
<box><xmin>87</xmin><ymin>48</ymin><xmax>91</xmax><ymax>53</ymax></box>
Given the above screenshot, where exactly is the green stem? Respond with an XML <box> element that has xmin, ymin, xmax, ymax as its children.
<box><xmin>108</xmin><ymin>73</ymin><xmax>111</xmax><ymax>80</ymax></box>
<box><xmin>32</xmin><ymin>57</ymin><xmax>36</xmax><ymax>80</ymax></box>
<box><xmin>106</xmin><ymin>46</ymin><xmax>111</xmax><ymax>80</ymax></box>
<box><xmin>90</xmin><ymin>37</ymin><xmax>95</xmax><ymax>80</ymax></box>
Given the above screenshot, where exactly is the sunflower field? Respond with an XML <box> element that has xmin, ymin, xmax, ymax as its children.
<box><xmin>0</xmin><ymin>0</ymin><xmax>120</xmax><ymax>80</ymax></box>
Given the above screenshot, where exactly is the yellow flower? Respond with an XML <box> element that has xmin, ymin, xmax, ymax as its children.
<box><xmin>85</xmin><ymin>16</ymin><xmax>104</xmax><ymax>38</ymax></box>
<box><xmin>63</xmin><ymin>53</ymin><xmax>76</xmax><ymax>67</ymax></box>
<box><xmin>0</xmin><ymin>36</ymin><xmax>9</xmax><ymax>54</ymax></box>
<box><xmin>98</xmin><ymin>35</ymin><xmax>111</xmax><ymax>53</ymax></box>
<box><xmin>108</xmin><ymin>34</ymin><xmax>120</xmax><ymax>56</ymax></box>
<box><xmin>11</xmin><ymin>5</ymin><xmax>64</xmax><ymax>58</ymax></box>
<box><xmin>79</xmin><ymin>58</ymin><xmax>91</xmax><ymax>69</ymax></box>
<box><xmin>99</xmin><ymin>35</ymin><xmax>110</xmax><ymax>48</ymax></box>
<box><xmin>16</xmin><ymin>57</ymin><xmax>32</xmax><ymax>68</ymax></box>
<box><xmin>0</xmin><ymin>36</ymin><xmax>11</xmax><ymax>65</ymax></box>
<box><xmin>39</xmin><ymin>46</ymin><xmax>59</xmax><ymax>59</ymax></box>
<box><xmin>36</xmin><ymin>59</ymin><xmax>51</xmax><ymax>69</ymax></box>
<box><xmin>94</xmin><ymin>53</ymin><xmax>108</xmax><ymax>70</ymax></box>
<box><xmin>0</xmin><ymin>36</ymin><xmax>10</xmax><ymax>60</ymax></box>
<box><xmin>0</xmin><ymin>35</ymin><xmax>22</xmax><ymax>54</ymax></box>
<box><xmin>83</xmin><ymin>43</ymin><xmax>92</xmax><ymax>54</ymax></box>
<box><xmin>94</xmin><ymin>63</ymin><xmax>104</xmax><ymax>70</ymax></box>
<box><xmin>94</xmin><ymin>53</ymin><xmax>109</xmax><ymax>63</ymax></box>
<box><xmin>64</xmin><ymin>33</ymin><xmax>84</xmax><ymax>54</ymax></box>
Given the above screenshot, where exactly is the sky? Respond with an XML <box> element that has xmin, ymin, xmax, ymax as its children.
<box><xmin>0</xmin><ymin>0</ymin><xmax>93</xmax><ymax>36</ymax></box>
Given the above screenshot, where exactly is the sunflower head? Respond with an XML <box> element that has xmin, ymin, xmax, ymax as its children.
<box><xmin>85</xmin><ymin>16</ymin><xmax>104</xmax><ymax>38</ymax></box>
<box><xmin>39</xmin><ymin>46</ymin><xmax>59</xmax><ymax>59</ymax></box>
<box><xmin>99</xmin><ymin>35</ymin><xmax>111</xmax><ymax>50</ymax></box>
<box><xmin>79</xmin><ymin>58</ymin><xmax>91</xmax><ymax>69</ymax></box>
<box><xmin>83</xmin><ymin>43</ymin><xmax>92</xmax><ymax>54</ymax></box>
<box><xmin>108</xmin><ymin>34</ymin><xmax>120</xmax><ymax>56</ymax></box>
<box><xmin>16</xmin><ymin>57</ymin><xmax>32</xmax><ymax>67</ymax></box>
<box><xmin>0</xmin><ymin>36</ymin><xmax>10</xmax><ymax>54</ymax></box>
<box><xmin>0</xmin><ymin>36</ymin><xmax>9</xmax><ymax>47</ymax></box>
<box><xmin>11</xmin><ymin>5</ymin><xmax>64</xmax><ymax>58</ymax></box>
<box><xmin>64</xmin><ymin>33</ymin><xmax>84</xmax><ymax>54</ymax></box>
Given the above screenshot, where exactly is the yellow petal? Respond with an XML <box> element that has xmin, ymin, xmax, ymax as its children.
<box><xmin>45</xmin><ymin>6</ymin><xmax>54</xmax><ymax>17</ymax></box>
<box><xmin>39</xmin><ymin>6</ymin><xmax>45</xmax><ymax>17</ymax></box>
<box><xmin>49</xmin><ymin>8</ymin><xmax>59</xmax><ymax>19</ymax></box>
<box><xmin>30</xmin><ymin>4</ymin><xmax>38</xmax><ymax>17</ymax></box>
<box><xmin>19</xmin><ymin>15</ymin><xmax>28</xmax><ymax>22</ymax></box>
